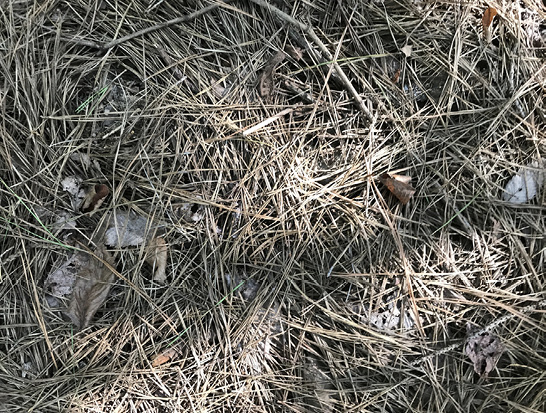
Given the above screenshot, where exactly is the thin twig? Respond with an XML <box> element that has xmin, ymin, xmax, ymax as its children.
<box><xmin>248</xmin><ymin>0</ymin><xmax>374</xmax><ymax>122</ymax></box>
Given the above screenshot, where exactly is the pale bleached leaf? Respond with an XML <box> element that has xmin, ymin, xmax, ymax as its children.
<box><xmin>502</xmin><ymin>162</ymin><xmax>544</xmax><ymax>204</ymax></box>
<box><xmin>104</xmin><ymin>212</ymin><xmax>148</xmax><ymax>247</ymax></box>
<box><xmin>67</xmin><ymin>246</ymin><xmax>115</xmax><ymax>330</ymax></box>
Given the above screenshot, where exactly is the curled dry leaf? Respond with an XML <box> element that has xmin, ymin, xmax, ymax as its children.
<box><xmin>145</xmin><ymin>237</ymin><xmax>168</xmax><ymax>283</ymax></box>
<box><xmin>378</xmin><ymin>173</ymin><xmax>416</xmax><ymax>204</ymax></box>
<box><xmin>67</xmin><ymin>246</ymin><xmax>115</xmax><ymax>330</ymax></box>
<box><xmin>151</xmin><ymin>347</ymin><xmax>178</xmax><ymax>367</ymax></box>
<box><xmin>465</xmin><ymin>325</ymin><xmax>504</xmax><ymax>377</ymax></box>
<box><xmin>258</xmin><ymin>51</ymin><xmax>287</xmax><ymax>98</ymax></box>
<box><xmin>80</xmin><ymin>184</ymin><xmax>109</xmax><ymax>215</ymax></box>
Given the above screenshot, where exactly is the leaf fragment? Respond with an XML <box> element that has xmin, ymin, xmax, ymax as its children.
<box><xmin>66</xmin><ymin>246</ymin><xmax>115</xmax><ymax>330</ymax></box>
<box><xmin>378</xmin><ymin>173</ymin><xmax>416</xmax><ymax>204</ymax></box>
<box><xmin>151</xmin><ymin>348</ymin><xmax>178</xmax><ymax>367</ymax></box>
<box><xmin>145</xmin><ymin>237</ymin><xmax>168</xmax><ymax>283</ymax></box>
<box><xmin>465</xmin><ymin>325</ymin><xmax>504</xmax><ymax>377</ymax></box>
<box><xmin>258</xmin><ymin>51</ymin><xmax>287</xmax><ymax>98</ymax></box>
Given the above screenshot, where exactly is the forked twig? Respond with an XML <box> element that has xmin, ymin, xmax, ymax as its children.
<box><xmin>248</xmin><ymin>0</ymin><xmax>374</xmax><ymax>122</ymax></box>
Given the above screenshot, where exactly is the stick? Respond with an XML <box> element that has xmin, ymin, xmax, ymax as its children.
<box><xmin>248</xmin><ymin>0</ymin><xmax>373</xmax><ymax>122</ymax></box>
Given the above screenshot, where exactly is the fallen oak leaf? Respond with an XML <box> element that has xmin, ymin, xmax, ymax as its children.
<box><xmin>66</xmin><ymin>246</ymin><xmax>115</xmax><ymax>330</ymax></box>
<box><xmin>151</xmin><ymin>347</ymin><xmax>178</xmax><ymax>367</ymax></box>
<box><xmin>145</xmin><ymin>237</ymin><xmax>168</xmax><ymax>283</ymax></box>
<box><xmin>258</xmin><ymin>50</ymin><xmax>287</xmax><ymax>98</ymax></box>
<box><xmin>80</xmin><ymin>184</ymin><xmax>109</xmax><ymax>215</ymax></box>
<box><xmin>378</xmin><ymin>173</ymin><xmax>416</xmax><ymax>205</ymax></box>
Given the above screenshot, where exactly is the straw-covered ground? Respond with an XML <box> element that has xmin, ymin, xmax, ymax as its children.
<box><xmin>1</xmin><ymin>0</ymin><xmax>545</xmax><ymax>411</ymax></box>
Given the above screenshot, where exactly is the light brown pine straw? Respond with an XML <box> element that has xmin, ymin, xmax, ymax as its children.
<box><xmin>0</xmin><ymin>0</ymin><xmax>544</xmax><ymax>412</ymax></box>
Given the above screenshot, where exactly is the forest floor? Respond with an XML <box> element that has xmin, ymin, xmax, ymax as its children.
<box><xmin>0</xmin><ymin>0</ymin><xmax>545</xmax><ymax>412</ymax></box>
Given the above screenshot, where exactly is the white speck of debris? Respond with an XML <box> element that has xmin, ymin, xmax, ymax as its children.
<box><xmin>401</xmin><ymin>44</ymin><xmax>412</xmax><ymax>57</ymax></box>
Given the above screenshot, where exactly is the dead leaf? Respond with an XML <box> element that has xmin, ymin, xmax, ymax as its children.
<box><xmin>151</xmin><ymin>347</ymin><xmax>178</xmax><ymax>367</ymax></box>
<box><xmin>145</xmin><ymin>237</ymin><xmax>168</xmax><ymax>283</ymax></box>
<box><xmin>258</xmin><ymin>51</ymin><xmax>287</xmax><ymax>98</ymax></box>
<box><xmin>66</xmin><ymin>246</ymin><xmax>115</xmax><ymax>330</ymax></box>
<box><xmin>482</xmin><ymin>7</ymin><xmax>497</xmax><ymax>43</ymax></box>
<box><xmin>482</xmin><ymin>7</ymin><xmax>497</xmax><ymax>29</ymax></box>
<box><xmin>104</xmin><ymin>211</ymin><xmax>149</xmax><ymax>247</ymax></box>
<box><xmin>465</xmin><ymin>325</ymin><xmax>504</xmax><ymax>377</ymax></box>
<box><xmin>378</xmin><ymin>173</ymin><xmax>416</xmax><ymax>204</ymax></box>
<box><xmin>80</xmin><ymin>184</ymin><xmax>109</xmax><ymax>215</ymax></box>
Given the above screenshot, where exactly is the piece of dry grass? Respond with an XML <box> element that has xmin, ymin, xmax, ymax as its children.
<box><xmin>0</xmin><ymin>0</ymin><xmax>544</xmax><ymax>411</ymax></box>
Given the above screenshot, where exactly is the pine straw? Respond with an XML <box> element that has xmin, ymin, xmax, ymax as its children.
<box><xmin>0</xmin><ymin>0</ymin><xmax>545</xmax><ymax>411</ymax></box>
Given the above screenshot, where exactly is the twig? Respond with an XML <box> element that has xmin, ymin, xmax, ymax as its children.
<box><xmin>248</xmin><ymin>0</ymin><xmax>374</xmax><ymax>122</ymax></box>
<box><xmin>410</xmin><ymin>299</ymin><xmax>546</xmax><ymax>367</ymax></box>
<box><xmin>68</xmin><ymin>1</ymin><xmax>233</xmax><ymax>51</ymax></box>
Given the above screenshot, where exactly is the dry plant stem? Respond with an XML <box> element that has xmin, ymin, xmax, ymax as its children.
<box><xmin>242</xmin><ymin>108</ymin><xmax>294</xmax><ymax>136</ymax></box>
<box><xmin>70</xmin><ymin>1</ymin><xmax>233</xmax><ymax>50</ymax></box>
<box><xmin>249</xmin><ymin>0</ymin><xmax>374</xmax><ymax>122</ymax></box>
<box><xmin>411</xmin><ymin>299</ymin><xmax>546</xmax><ymax>367</ymax></box>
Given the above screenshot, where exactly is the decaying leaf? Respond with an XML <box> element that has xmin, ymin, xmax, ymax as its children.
<box><xmin>104</xmin><ymin>211</ymin><xmax>149</xmax><ymax>247</ymax></box>
<box><xmin>502</xmin><ymin>161</ymin><xmax>544</xmax><ymax>204</ymax></box>
<box><xmin>465</xmin><ymin>325</ymin><xmax>504</xmax><ymax>377</ymax></box>
<box><xmin>80</xmin><ymin>184</ymin><xmax>109</xmax><ymax>215</ymax></box>
<box><xmin>67</xmin><ymin>246</ymin><xmax>115</xmax><ymax>330</ymax></box>
<box><xmin>285</xmin><ymin>45</ymin><xmax>303</xmax><ymax>61</ymax></box>
<box><xmin>145</xmin><ymin>237</ymin><xmax>168</xmax><ymax>283</ymax></box>
<box><xmin>482</xmin><ymin>7</ymin><xmax>498</xmax><ymax>43</ymax></box>
<box><xmin>378</xmin><ymin>173</ymin><xmax>416</xmax><ymax>204</ymax></box>
<box><xmin>258</xmin><ymin>51</ymin><xmax>287</xmax><ymax>98</ymax></box>
<box><xmin>61</xmin><ymin>175</ymin><xmax>86</xmax><ymax>210</ymax></box>
<box><xmin>151</xmin><ymin>347</ymin><xmax>178</xmax><ymax>367</ymax></box>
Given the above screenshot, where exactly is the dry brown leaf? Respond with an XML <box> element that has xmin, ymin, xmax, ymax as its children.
<box><xmin>378</xmin><ymin>173</ymin><xmax>416</xmax><ymax>204</ymax></box>
<box><xmin>482</xmin><ymin>7</ymin><xmax>497</xmax><ymax>29</ymax></box>
<box><xmin>482</xmin><ymin>7</ymin><xmax>497</xmax><ymax>43</ymax></box>
<box><xmin>465</xmin><ymin>325</ymin><xmax>505</xmax><ymax>378</ymax></box>
<box><xmin>151</xmin><ymin>348</ymin><xmax>178</xmax><ymax>367</ymax></box>
<box><xmin>66</xmin><ymin>246</ymin><xmax>115</xmax><ymax>330</ymax></box>
<box><xmin>258</xmin><ymin>51</ymin><xmax>287</xmax><ymax>98</ymax></box>
<box><xmin>145</xmin><ymin>237</ymin><xmax>168</xmax><ymax>283</ymax></box>
<box><xmin>80</xmin><ymin>184</ymin><xmax>109</xmax><ymax>215</ymax></box>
